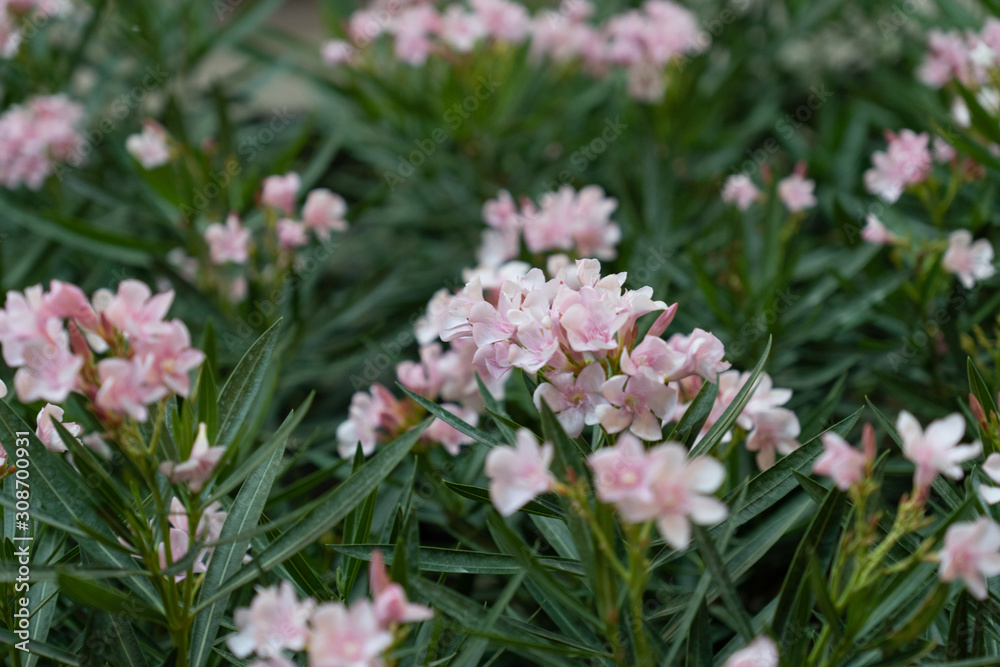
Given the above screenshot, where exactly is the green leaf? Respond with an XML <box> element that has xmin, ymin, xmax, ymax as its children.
<box><xmin>668</xmin><ymin>379</ymin><xmax>719</xmax><ymax>447</ymax></box>
<box><xmin>725</xmin><ymin>407</ymin><xmax>862</xmax><ymax>530</ymax></box>
<box><xmin>0</xmin><ymin>400</ymin><xmax>163</xmax><ymax>612</ymax></box>
<box><xmin>771</xmin><ymin>485</ymin><xmax>847</xmax><ymax>655</ymax></box>
<box><xmin>691</xmin><ymin>524</ymin><xmax>754</xmax><ymax>641</ymax></box>
<box><xmin>216</xmin><ymin>320</ymin><xmax>282</xmax><ymax>451</ymax></box>
<box><xmin>0</xmin><ymin>628</ymin><xmax>80</xmax><ymax>665</ymax></box>
<box><xmin>444</xmin><ymin>481</ymin><xmax>563</xmax><ymax>518</ymax></box>
<box><xmin>106</xmin><ymin>614</ymin><xmax>149</xmax><ymax>667</ymax></box>
<box><xmin>691</xmin><ymin>336</ymin><xmax>772</xmax><ymax>456</ymax></box>
<box><xmin>56</xmin><ymin>573</ymin><xmax>163</xmax><ymax>624</ymax></box>
<box><xmin>189</xmin><ymin>423</ymin><xmax>290</xmax><ymax>667</ymax></box>
<box><xmin>329</xmin><ymin>544</ymin><xmax>584</xmax><ymax>576</ymax></box>
<box><xmin>197</xmin><ymin>420</ymin><xmax>429</xmax><ymax>611</ymax></box>
<box><xmin>400</xmin><ymin>385</ymin><xmax>502</xmax><ymax>448</ymax></box>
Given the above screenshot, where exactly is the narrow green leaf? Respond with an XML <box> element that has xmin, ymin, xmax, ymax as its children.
<box><xmin>400</xmin><ymin>385</ymin><xmax>501</xmax><ymax>448</ymax></box>
<box><xmin>329</xmin><ymin>544</ymin><xmax>584</xmax><ymax>576</ymax></box>
<box><xmin>189</xmin><ymin>428</ymin><xmax>290</xmax><ymax>667</ymax></box>
<box><xmin>691</xmin><ymin>524</ymin><xmax>754</xmax><ymax>641</ymax></box>
<box><xmin>216</xmin><ymin>320</ymin><xmax>282</xmax><ymax>451</ymax></box>
<box><xmin>444</xmin><ymin>481</ymin><xmax>563</xmax><ymax>518</ymax></box>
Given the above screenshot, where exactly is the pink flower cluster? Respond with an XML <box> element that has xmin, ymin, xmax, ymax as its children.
<box><xmin>329</xmin><ymin>0</ymin><xmax>708</xmax><ymax>102</ymax></box>
<box><xmin>863</xmin><ymin>129</ymin><xmax>933</xmax><ymax>204</ymax></box>
<box><xmin>337</xmin><ymin>185</ymin><xmax>623</xmax><ymax>459</ymax></box>
<box><xmin>0</xmin><ymin>279</ymin><xmax>204</xmax><ymax>422</ymax></box>
<box><xmin>0</xmin><ymin>94</ymin><xmax>84</xmax><ymax>190</ymax></box>
<box><xmin>917</xmin><ymin>18</ymin><xmax>1000</xmax><ymax>89</ymax></box>
<box><xmin>479</xmin><ymin>186</ymin><xmax>622</xmax><ymax>265</ymax></box>
<box><xmin>227</xmin><ymin>552</ymin><xmax>432</xmax><ymax>665</ymax></box>
<box><xmin>202</xmin><ymin>172</ymin><xmax>349</xmax><ymax>262</ymax></box>
<box><xmin>721</xmin><ymin>164</ymin><xmax>817</xmax><ymax>214</ymax></box>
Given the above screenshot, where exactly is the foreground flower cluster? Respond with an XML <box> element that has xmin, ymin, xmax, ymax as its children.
<box><xmin>0</xmin><ymin>93</ymin><xmax>84</xmax><ymax>189</ymax></box>
<box><xmin>227</xmin><ymin>552</ymin><xmax>431</xmax><ymax>666</ymax></box>
<box><xmin>325</xmin><ymin>0</ymin><xmax>708</xmax><ymax>101</ymax></box>
<box><xmin>0</xmin><ymin>279</ymin><xmax>203</xmax><ymax>419</ymax></box>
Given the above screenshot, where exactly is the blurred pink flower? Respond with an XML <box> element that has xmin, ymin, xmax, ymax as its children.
<box><xmin>14</xmin><ymin>337</ymin><xmax>83</xmax><ymax>404</ymax></box>
<box><xmin>745</xmin><ymin>407</ymin><xmax>801</xmax><ymax>470</ymax></box>
<box><xmin>721</xmin><ymin>174</ymin><xmax>761</xmax><ymax>211</ymax></box>
<box><xmin>470</xmin><ymin>0</ymin><xmax>530</xmax><ymax>42</ymax></box>
<box><xmin>898</xmin><ymin>410</ymin><xmax>980</xmax><ymax>492</ymax></box>
<box><xmin>321</xmin><ymin>39</ymin><xmax>356</xmax><ymax>65</ymax></box>
<box><xmin>103</xmin><ymin>279</ymin><xmax>175</xmax><ymax>340</ymax></box>
<box><xmin>864</xmin><ymin>130</ymin><xmax>932</xmax><ymax>203</ymax></box>
<box><xmin>369</xmin><ymin>550</ymin><xmax>434</xmax><ymax>627</ymax></box>
<box><xmin>261</xmin><ymin>172</ymin><xmax>300</xmax><ymax>215</ymax></box>
<box><xmin>777</xmin><ymin>173</ymin><xmax>816</xmax><ymax>212</ymax></box>
<box><xmin>95</xmin><ymin>356</ymin><xmax>168</xmax><ymax>422</ymax></box>
<box><xmin>485</xmin><ymin>428</ymin><xmax>555</xmax><ymax>516</ymax></box>
<box><xmin>943</xmin><ymin>230</ymin><xmax>995</xmax><ymax>288</ymax></box>
<box><xmin>440</xmin><ymin>6</ymin><xmax>486</xmax><ymax>52</ymax></box>
<box><xmin>309</xmin><ymin>600</ymin><xmax>393</xmax><ymax>667</ymax></box>
<box><xmin>228</xmin><ymin>581</ymin><xmax>314</xmax><ymax>658</ymax></box>
<box><xmin>723</xmin><ymin>635</ymin><xmax>779</xmax><ymax>667</ymax></box>
<box><xmin>204</xmin><ymin>213</ymin><xmax>251</xmax><ymax>265</ymax></box>
<box><xmin>302</xmin><ymin>188</ymin><xmax>349</xmax><ymax>240</ymax></box>
<box><xmin>422</xmin><ymin>403</ymin><xmax>478</xmax><ymax>455</ymax></box>
<box><xmin>861</xmin><ymin>214</ymin><xmax>896</xmax><ymax>245</ymax></box>
<box><xmin>588</xmin><ymin>433</ymin><xmax>653</xmax><ymax>504</ymax></box>
<box><xmin>126</xmin><ymin>121</ymin><xmax>170</xmax><ymax>169</ymax></box>
<box><xmin>277</xmin><ymin>219</ymin><xmax>310</xmax><ymax>249</ymax></box>
<box><xmin>814</xmin><ymin>431</ymin><xmax>868</xmax><ymax>490</ymax></box>
<box><xmin>159</xmin><ymin>422</ymin><xmax>225</xmax><ymax>492</ymax></box>
<box><xmin>938</xmin><ymin>517</ymin><xmax>1000</xmax><ymax>600</ymax></box>
<box><xmin>663</xmin><ymin>328</ymin><xmax>730</xmax><ymax>383</ymax></box>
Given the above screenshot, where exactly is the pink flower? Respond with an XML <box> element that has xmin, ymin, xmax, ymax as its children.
<box><xmin>898</xmin><ymin>410</ymin><xmax>981</xmax><ymax>492</ymax></box>
<box><xmin>620</xmin><ymin>335</ymin><xmax>673</xmax><ymax>380</ymax></box>
<box><xmin>938</xmin><ymin>517</ymin><xmax>1000</xmax><ymax>600</ymax></box>
<box><xmin>204</xmin><ymin>214</ymin><xmax>251</xmax><ymax>265</ymax></box>
<box><xmin>777</xmin><ymin>173</ymin><xmax>816</xmax><ymax>213</ymax></box>
<box><xmin>813</xmin><ymin>431</ymin><xmax>868</xmax><ymax>490</ymax></box>
<box><xmin>227</xmin><ymin>581</ymin><xmax>314</xmax><ymax>658</ymax></box>
<box><xmin>745</xmin><ymin>408</ymin><xmax>801</xmax><ymax>470</ymax></box>
<box><xmin>616</xmin><ymin>442</ymin><xmax>728</xmax><ymax>549</ymax></box>
<box><xmin>864</xmin><ymin>130</ymin><xmax>932</xmax><ymax>203</ymax></box>
<box><xmin>558</xmin><ymin>286</ymin><xmax>628</xmax><ymax>352</ymax></box>
<box><xmin>0</xmin><ymin>284</ymin><xmax>62</xmax><ymax>366</ymax></box>
<box><xmin>484</xmin><ymin>429</ymin><xmax>555</xmax><ymax>516</ymax></box>
<box><xmin>261</xmin><ymin>172</ymin><xmax>300</xmax><ymax>215</ymax></box>
<box><xmin>159</xmin><ymin>422</ymin><xmax>225</xmax><ymax>492</ymax></box>
<box><xmin>587</xmin><ymin>433</ymin><xmax>653</xmax><ymax>504</ymax></box>
<box><xmin>979</xmin><ymin>453</ymin><xmax>1000</xmax><ymax>504</ymax></box>
<box><xmin>125</xmin><ymin>122</ymin><xmax>170</xmax><ymax>169</ymax></box>
<box><xmin>663</xmin><ymin>328</ymin><xmax>730</xmax><ymax>383</ymax></box>
<box><xmin>0</xmin><ymin>94</ymin><xmax>84</xmax><ymax>189</ymax></box>
<box><xmin>302</xmin><ymin>188</ymin><xmax>349</xmax><ymax>240</ymax></box>
<box><xmin>132</xmin><ymin>320</ymin><xmax>204</xmax><ymax>397</ymax></box>
<box><xmin>723</xmin><ymin>636</ymin><xmax>779</xmax><ymax>667</ymax></box>
<box><xmin>533</xmin><ymin>363</ymin><xmax>608</xmax><ymax>437</ymax></box>
<box><xmin>470</xmin><ymin>0</ymin><xmax>530</xmax><ymax>42</ymax></box>
<box><xmin>308</xmin><ymin>600</ymin><xmax>393</xmax><ymax>667</ymax></box>
<box><xmin>439</xmin><ymin>6</ymin><xmax>486</xmax><ymax>52</ymax></box>
<box><xmin>276</xmin><ymin>219</ymin><xmax>309</xmax><ymax>249</ymax></box>
<box><xmin>158</xmin><ymin>527</ymin><xmax>207</xmax><ymax>582</ymax></box>
<box><xmin>0</xmin><ymin>378</ymin><xmax>6</xmax><ymax>398</ymax></box>
<box><xmin>597</xmin><ymin>374</ymin><xmax>677</xmax><ymax>441</ymax></box>
<box><xmin>917</xmin><ymin>30</ymin><xmax>971</xmax><ymax>88</ymax></box>
<box><xmin>321</xmin><ymin>39</ymin><xmax>356</xmax><ymax>65</ymax></box>
<box><xmin>46</xmin><ymin>280</ymin><xmax>98</xmax><ymax>330</ymax></box>
<box><xmin>337</xmin><ymin>384</ymin><xmax>409</xmax><ymax>458</ymax></box>
<box><xmin>943</xmin><ymin>230</ymin><xmax>995</xmax><ymax>289</ymax></box>
<box><xmin>507</xmin><ymin>321</ymin><xmax>560</xmax><ymax>372</ymax></box>
<box><xmin>721</xmin><ymin>174</ymin><xmax>761</xmax><ymax>211</ymax></box>
<box><xmin>13</xmin><ymin>337</ymin><xmax>82</xmax><ymax>403</ymax></box>
<box><xmin>35</xmin><ymin>403</ymin><xmax>82</xmax><ymax>454</ymax></box>
<box><xmin>422</xmin><ymin>403</ymin><xmax>478</xmax><ymax>455</ymax></box>
<box><xmin>861</xmin><ymin>214</ymin><xmax>895</xmax><ymax>245</ymax></box>
<box><xmin>102</xmin><ymin>280</ymin><xmax>174</xmax><ymax>340</ymax></box>
<box><xmin>95</xmin><ymin>356</ymin><xmax>168</xmax><ymax>422</ymax></box>
<box><xmin>369</xmin><ymin>550</ymin><xmax>434</xmax><ymax>628</ymax></box>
